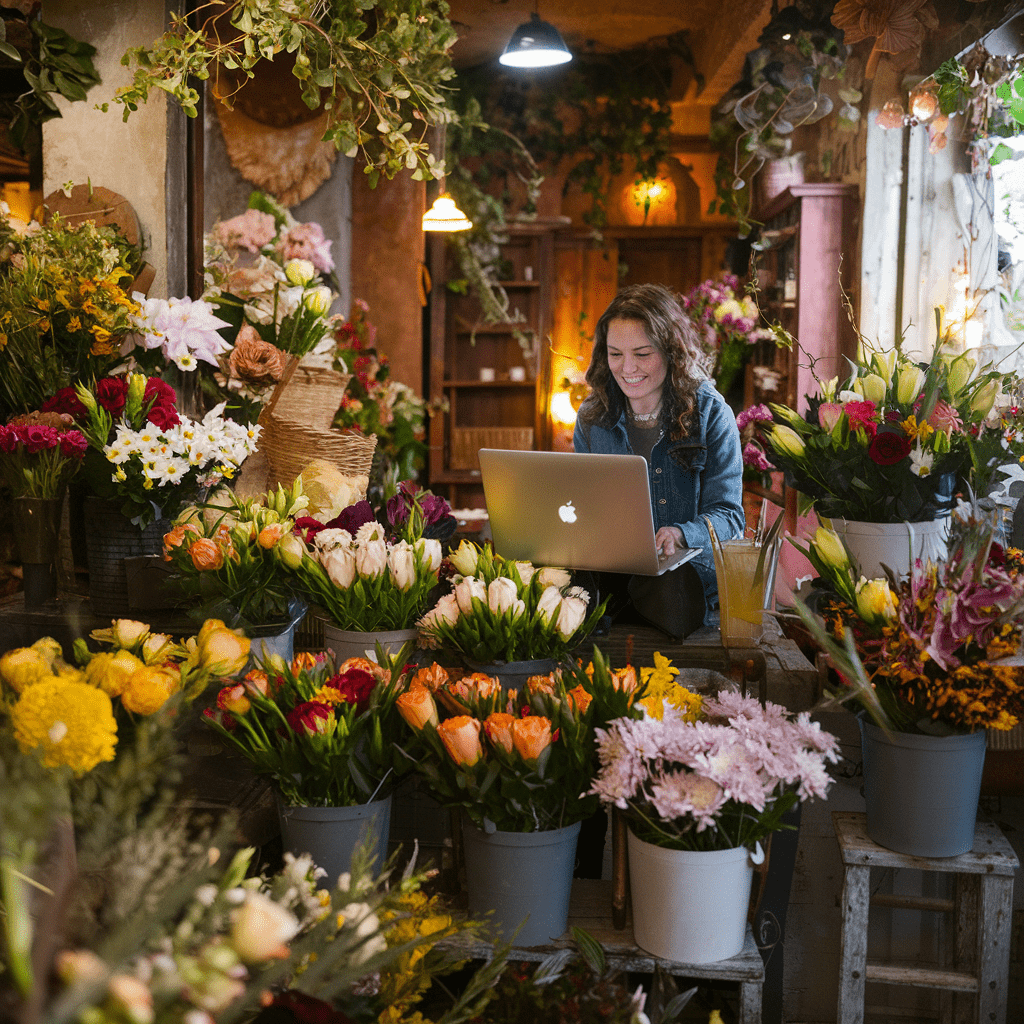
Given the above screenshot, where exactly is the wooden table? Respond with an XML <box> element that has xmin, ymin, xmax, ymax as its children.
<box><xmin>439</xmin><ymin>878</ymin><xmax>765</xmax><ymax>1024</ymax></box>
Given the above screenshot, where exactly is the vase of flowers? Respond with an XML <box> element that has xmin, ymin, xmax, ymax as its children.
<box><xmin>396</xmin><ymin>650</ymin><xmax>640</xmax><ymax>945</ymax></box>
<box><xmin>0</xmin><ymin>413</ymin><xmax>88</xmax><ymax>605</ymax></box>
<box><xmin>417</xmin><ymin>541</ymin><xmax>605</xmax><ymax>678</ymax></box>
<box><xmin>203</xmin><ymin>648</ymin><xmax>412</xmax><ymax>879</ymax></box>
<box><xmin>163</xmin><ymin>480</ymin><xmax>310</xmax><ymax>648</ymax></box>
<box><xmin>589</xmin><ymin>690</ymin><xmax>839</xmax><ymax>963</ymax></box>
<box><xmin>293</xmin><ymin>486</ymin><xmax>451</xmax><ymax>661</ymax></box>
<box><xmin>796</xmin><ymin>513</ymin><xmax>1024</xmax><ymax>856</ymax></box>
<box><xmin>764</xmin><ymin>326</ymin><xmax>1023</xmax><ymax>577</ymax></box>
<box><xmin>681</xmin><ymin>275</ymin><xmax>775</xmax><ymax>406</ymax></box>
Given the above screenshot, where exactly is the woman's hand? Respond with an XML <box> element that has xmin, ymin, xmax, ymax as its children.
<box><xmin>655</xmin><ymin>526</ymin><xmax>685</xmax><ymax>556</ymax></box>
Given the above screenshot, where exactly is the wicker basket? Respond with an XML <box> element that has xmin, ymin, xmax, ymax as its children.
<box><xmin>261</xmin><ymin>413</ymin><xmax>377</xmax><ymax>489</ymax></box>
<box><xmin>270</xmin><ymin>365</ymin><xmax>351</xmax><ymax>431</ymax></box>
<box><xmin>450</xmin><ymin>427</ymin><xmax>534</xmax><ymax>472</ymax></box>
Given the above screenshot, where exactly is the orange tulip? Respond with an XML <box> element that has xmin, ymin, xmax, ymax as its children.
<box><xmin>567</xmin><ymin>685</ymin><xmax>592</xmax><ymax>715</ymax></box>
<box><xmin>243</xmin><ymin>670</ymin><xmax>270</xmax><ymax>698</ymax></box>
<box><xmin>611</xmin><ymin>665</ymin><xmax>639</xmax><ymax>695</ymax></box>
<box><xmin>163</xmin><ymin>523</ymin><xmax>199</xmax><ymax>561</ymax></box>
<box><xmin>512</xmin><ymin>716</ymin><xmax>553</xmax><ymax>762</ymax></box>
<box><xmin>397</xmin><ymin>688</ymin><xmax>439</xmax><ymax>731</ymax></box>
<box><xmin>189</xmin><ymin>538</ymin><xmax>224</xmax><ymax>571</ymax></box>
<box><xmin>409</xmin><ymin>663</ymin><xmax>449</xmax><ymax>693</ymax></box>
<box><xmin>526</xmin><ymin>674</ymin><xmax>556</xmax><ymax>697</ymax></box>
<box><xmin>483</xmin><ymin>712</ymin><xmax>516</xmax><ymax>753</ymax></box>
<box><xmin>257</xmin><ymin>523</ymin><xmax>284</xmax><ymax>549</ymax></box>
<box><xmin>436</xmin><ymin>716</ymin><xmax>483</xmax><ymax>766</ymax></box>
<box><xmin>439</xmin><ymin>672</ymin><xmax>501</xmax><ymax>715</ymax></box>
<box><xmin>291</xmin><ymin>652</ymin><xmax>320</xmax><ymax>674</ymax></box>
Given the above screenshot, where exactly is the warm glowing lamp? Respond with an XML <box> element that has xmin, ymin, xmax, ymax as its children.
<box><xmin>422</xmin><ymin>193</ymin><xmax>472</xmax><ymax>232</ymax></box>
<box><xmin>499</xmin><ymin>13</ymin><xmax>572</xmax><ymax>68</ymax></box>
<box><xmin>550</xmin><ymin>390</ymin><xmax>577</xmax><ymax>426</ymax></box>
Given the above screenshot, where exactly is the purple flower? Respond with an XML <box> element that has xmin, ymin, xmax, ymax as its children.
<box><xmin>328</xmin><ymin>500</ymin><xmax>376</xmax><ymax>535</ymax></box>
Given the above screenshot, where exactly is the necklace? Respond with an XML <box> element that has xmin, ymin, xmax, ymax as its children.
<box><xmin>631</xmin><ymin>404</ymin><xmax>661</xmax><ymax>423</ymax></box>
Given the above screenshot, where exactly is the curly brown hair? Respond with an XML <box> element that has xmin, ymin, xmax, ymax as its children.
<box><xmin>577</xmin><ymin>283</ymin><xmax>712</xmax><ymax>440</ymax></box>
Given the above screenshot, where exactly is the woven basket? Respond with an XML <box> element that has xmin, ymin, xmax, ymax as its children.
<box><xmin>450</xmin><ymin>427</ymin><xmax>534</xmax><ymax>472</ymax></box>
<box><xmin>270</xmin><ymin>365</ymin><xmax>351</xmax><ymax>431</ymax></box>
<box><xmin>261</xmin><ymin>414</ymin><xmax>377</xmax><ymax>489</ymax></box>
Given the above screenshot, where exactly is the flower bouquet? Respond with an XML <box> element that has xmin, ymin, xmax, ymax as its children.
<box><xmin>163</xmin><ymin>480</ymin><xmax>310</xmax><ymax>630</ymax></box>
<box><xmin>0</xmin><ymin>209</ymin><xmax>144</xmax><ymax>419</ymax></box>
<box><xmin>681</xmin><ymin>274</ymin><xmax>774</xmax><ymax>400</ymax></box>
<box><xmin>0</xmin><ymin>412</ymin><xmax>87</xmax><ymax>498</ymax></box>
<box><xmin>329</xmin><ymin>300</ymin><xmax>430</xmax><ymax>497</ymax></box>
<box><xmin>53</xmin><ymin>372</ymin><xmax>259</xmax><ymax>526</ymax></box>
<box><xmin>764</xmin><ymin>326</ymin><xmax>1020</xmax><ymax>523</ymax></box>
<box><xmin>203</xmin><ymin>649</ymin><xmax>410</xmax><ymax>809</ymax></box>
<box><xmin>416</xmin><ymin>542</ymin><xmax>605</xmax><ymax>665</ymax></box>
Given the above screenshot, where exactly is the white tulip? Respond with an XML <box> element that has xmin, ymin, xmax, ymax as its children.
<box><xmin>487</xmin><ymin>576</ymin><xmax>520</xmax><ymax>615</ymax></box>
<box><xmin>538</xmin><ymin>566</ymin><xmax>571</xmax><ymax>590</ymax></box>
<box><xmin>355</xmin><ymin>520</ymin><xmax>385</xmax><ymax>545</ymax></box>
<box><xmin>555</xmin><ymin>594</ymin><xmax>587</xmax><ymax>639</ymax></box>
<box><xmin>387</xmin><ymin>541</ymin><xmax>417</xmax><ymax>591</ymax></box>
<box><xmin>355</xmin><ymin>537</ymin><xmax>387</xmax><ymax>578</ymax></box>
<box><xmin>453</xmin><ymin>576</ymin><xmax>487</xmax><ymax>615</ymax></box>
<box><xmin>514</xmin><ymin>561</ymin><xmax>536</xmax><ymax>586</ymax></box>
<box><xmin>536</xmin><ymin>585</ymin><xmax>563</xmax><ymax>625</ymax></box>
<box><xmin>231</xmin><ymin>891</ymin><xmax>299</xmax><ymax>962</ymax></box>
<box><xmin>322</xmin><ymin>546</ymin><xmax>356</xmax><ymax>589</ymax></box>
<box><xmin>415</xmin><ymin>537</ymin><xmax>443</xmax><ymax>571</ymax></box>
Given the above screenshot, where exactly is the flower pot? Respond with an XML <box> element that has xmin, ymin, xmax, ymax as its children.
<box><xmin>320</xmin><ymin>621</ymin><xmax>419</xmax><ymax>663</ymax></box>
<box><xmin>462</xmin><ymin>818</ymin><xmax>581</xmax><ymax>947</ymax></box>
<box><xmin>627</xmin><ymin>831</ymin><xmax>758</xmax><ymax>963</ymax></box>
<box><xmin>827</xmin><ymin>517</ymin><xmax>949</xmax><ymax>580</ymax></box>
<box><xmin>246</xmin><ymin>600</ymin><xmax>307</xmax><ymax>668</ymax></box>
<box><xmin>12</xmin><ymin>495</ymin><xmax>64</xmax><ymax>607</ymax></box>
<box><xmin>859</xmin><ymin>717</ymin><xmax>986</xmax><ymax>857</ymax></box>
<box><xmin>84</xmin><ymin>496</ymin><xmax>166</xmax><ymax>618</ymax></box>
<box><xmin>463</xmin><ymin>658</ymin><xmax>558</xmax><ymax>691</ymax></box>
<box><xmin>277</xmin><ymin>793</ymin><xmax>392</xmax><ymax>883</ymax></box>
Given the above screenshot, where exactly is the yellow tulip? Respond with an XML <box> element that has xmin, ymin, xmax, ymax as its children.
<box><xmin>870</xmin><ymin>349</ymin><xmax>896</xmax><ymax>385</ymax></box>
<box><xmin>856</xmin><ymin>373</ymin><xmax>887</xmax><ymax>406</ymax></box>
<box><xmin>854</xmin><ymin>577</ymin><xmax>898</xmax><ymax>626</ymax></box>
<box><xmin>448</xmin><ymin>539</ymin><xmax>480</xmax><ymax>577</ymax></box>
<box><xmin>896</xmin><ymin>364</ymin><xmax>926</xmax><ymax>405</ymax></box>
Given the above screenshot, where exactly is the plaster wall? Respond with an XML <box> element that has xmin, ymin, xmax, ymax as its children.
<box><xmin>41</xmin><ymin>0</ymin><xmax>170</xmax><ymax>297</ymax></box>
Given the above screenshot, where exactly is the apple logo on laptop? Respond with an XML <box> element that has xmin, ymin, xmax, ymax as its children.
<box><xmin>558</xmin><ymin>501</ymin><xmax>577</xmax><ymax>524</ymax></box>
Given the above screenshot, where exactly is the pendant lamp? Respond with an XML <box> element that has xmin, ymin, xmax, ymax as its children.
<box><xmin>499</xmin><ymin>12</ymin><xmax>572</xmax><ymax>68</ymax></box>
<box><xmin>422</xmin><ymin>192</ymin><xmax>472</xmax><ymax>232</ymax></box>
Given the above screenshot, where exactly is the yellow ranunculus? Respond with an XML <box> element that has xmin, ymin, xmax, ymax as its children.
<box><xmin>85</xmin><ymin>650</ymin><xmax>144</xmax><ymax>697</ymax></box>
<box><xmin>0</xmin><ymin>647</ymin><xmax>51</xmax><ymax>694</ymax></box>
<box><xmin>121</xmin><ymin>665</ymin><xmax>180</xmax><ymax>715</ymax></box>
<box><xmin>196</xmin><ymin>620</ymin><xmax>250</xmax><ymax>677</ymax></box>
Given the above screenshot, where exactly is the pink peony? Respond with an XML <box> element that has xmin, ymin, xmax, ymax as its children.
<box><xmin>214</xmin><ymin>209</ymin><xmax>277</xmax><ymax>253</ymax></box>
<box><xmin>276</xmin><ymin>222</ymin><xmax>334</xmax><ymax>275</ymax></box>
<box><xmin>927</xmin><ymin>399</ymin><xmax>963</xmax><ymax>435</ymax></box>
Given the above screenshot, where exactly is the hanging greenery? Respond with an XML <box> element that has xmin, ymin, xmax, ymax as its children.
<box><xmin>111</xmin><ymin>0</ymin><xmax>458</xmax><ymax>186</ymax></box>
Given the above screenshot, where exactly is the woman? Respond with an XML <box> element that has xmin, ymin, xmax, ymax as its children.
<box><xmin>573</xmin><ymin>282</ymin><xmax>745</xmax><ymax>633</ymax></box>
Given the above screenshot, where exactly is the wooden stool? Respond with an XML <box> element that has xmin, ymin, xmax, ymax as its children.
<box><xmin>833</xmin><ymin>811</ymin><xmax>1019</xmax><ymax>1024</ymax></box>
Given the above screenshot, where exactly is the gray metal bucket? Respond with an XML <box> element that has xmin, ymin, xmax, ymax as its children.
<box><xmin>859</xmin><ymin>717</ymin><xmax>986</xmax><ymax>857</ymax></box>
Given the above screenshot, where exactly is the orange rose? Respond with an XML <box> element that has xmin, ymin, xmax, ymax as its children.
<box><xmin>436</xmin><ymin>716</ymin><xmax>483</xmax><ymax>766</ymax></box>
<box><xmin>409</xmin><ymin>663</ymin><xmax>449</xmax><ymax>693</ymax></box>
<box><xmin>511</xmin><ymin>716</ymin><xmax>553</xmax><ymax>762</ymax></box>
<box><xmin>567</xmin><ymin>685</ymin><xmax>592</xmax><ymax>715</ymax></box>
<box><xmin>163</xmin><ymin>523</ymin><xmax>199</xmax><ymax>561</ymax></box>
<box><xmin>189</xmin><ymin>538</ymin><xmax>224</xmax><ymax>571</ymax></box>
<box><xmin>257</xmin><ymin>524</ymin><xmax>284</xmax><ymax>549</ymax></box>
<box><xmin>483</xmin><ymin>712</ymin><xmax>516</xmax><ymax>753</ymax></box>
<box><xmin>338</xmin><ymin>656</ymin><xmax>385</xmax><ymax>682</ymax></box>
<box><xmin>397</xmin><ymin>688</ymin><xmax>438</xmax><ymax>731</ymax></box>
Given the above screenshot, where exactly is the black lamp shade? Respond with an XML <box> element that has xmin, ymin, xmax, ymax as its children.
<box><xmin>499</xmin><ymin>13</ymin><xmax>572</xmax><ymax>68</ymax></box>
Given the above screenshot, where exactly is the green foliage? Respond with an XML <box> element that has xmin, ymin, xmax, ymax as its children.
<box><xmin>114</xmin><ymin>0</ymin><xmax>457</xmax><ymax>185</ymax></box>
<box><xmin>1</xmin><ymin>16</ymin><xmax>101</xmax><ymax>153</ymax></box>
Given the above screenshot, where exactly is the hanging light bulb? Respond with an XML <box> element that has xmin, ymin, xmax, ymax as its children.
<box><xmin>909</xmin><ymin>82</ymin><xmax>938</xmax><ymax>122</ymax></box>
<box><xmin>422</xmin><ymin>193</ymin><xmax>472</xmax><ymax>232</ymax></box>
<box><xmin>499</xmin><ymin>12</ymin><xmax>572</xmax><ymax>68</ymax></box>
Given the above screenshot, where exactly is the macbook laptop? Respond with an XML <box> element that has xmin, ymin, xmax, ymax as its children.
<box><xmin>478</xmin><ymin>449</ymin><xmax>701</xmax><ymax>576</ymax></box>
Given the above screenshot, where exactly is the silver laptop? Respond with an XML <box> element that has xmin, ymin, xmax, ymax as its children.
<box><xmin>478</xmin><ymin>449</ymin><xmax>701</xmax><ymax>576</ymax></box>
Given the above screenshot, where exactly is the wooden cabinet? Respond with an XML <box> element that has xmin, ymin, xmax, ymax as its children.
<box><xmin>746</xmin><ymin>183</ymin><xmax>860</xmax><ymax>416</ymax></box>
<box><xmin>427</xmin><ymin>218</ymin><xmax>567</xmax><ymax>507</ymax></box>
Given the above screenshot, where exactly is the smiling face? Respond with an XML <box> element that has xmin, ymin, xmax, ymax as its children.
<box><xmin>605</xmin><ymin>318</ymin><xmax>668</xmax><ymax>417</ymax></box>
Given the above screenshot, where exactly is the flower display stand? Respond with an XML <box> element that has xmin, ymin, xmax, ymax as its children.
<box><xmin>437</xmin><ymin>878</ymin><xmax>765</xmax><ymax>1024</ymax></box>
<box><xmin>833</xmin><ymin>811</ymin><xmax>1018</xmax><ymax>1024</ymax></box>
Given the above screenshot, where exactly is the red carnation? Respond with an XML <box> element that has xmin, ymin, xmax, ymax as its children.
<box><xmin>868</xmin><ymin>431</ymin><xmax>911</xmax><ymax>466</ymax></box>
<box><xmin>286</xmin><ymin>701</ymin><xmax>335</xmax><ymax>736</ymax></box>
<box><xmin>58</xmin><ymin>430</ymin><xmax>88</xmax><ymax>460</ymax></box>
<box><xmin>21</xmin><ymin>424</ymin><xmax>58</xmax><ymax>454</ymax></box>
<box><xmin>41</xmin><ymin>387</ymin><xmax>88</xmax><ymax>421</ymax></box>
<box><xmin>0</xmin><ymin>426</ymin><xmax>15</xmax><ymax>454</ymax></box>
<box><xmin>146</xmin><ymin>402</ymin><xmax>180</xmax><ymax>431</ymax></box>
<box><xmin>326</xmin><ymin>667</ymin><xmax>376</xmax><ymax>712</ymax></box>
<box><xmin>95</xmin><ymin>378</ymin><xmax>129</xmax><ymax>416</ymax></box>
<box><xmin>843</xmin><ymin>400</ymin><xmax>878</xmax><ymax>439</ymax></box>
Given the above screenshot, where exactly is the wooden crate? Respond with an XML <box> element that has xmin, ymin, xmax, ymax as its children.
<box><xmin>450</xmin><ymin>427</ymin><xmax>534</xmax><ymax>471</ymax></box>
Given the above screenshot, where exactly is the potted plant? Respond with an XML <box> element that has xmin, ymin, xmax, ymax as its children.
<box><xmin>764</xmin><ymin>316</ymin><xmax>1023</xmax><ymax>577</ymax></box>
<box><xmin>203</xmin><ymin>647</ymin><xmax>413</xmax><ymax>879</ymax></box>
<box><xmin>589</xmin><ymin>688</ymin><xmax>839</xmax><ymax>963</ymax></box>
<box><xmin>162</xmin><ymin>480</ymin><xmax>310</xmax><ymax>659</ymax></box>
<box><xmin>292</xmin><ymin>485</ymin><xmax>450</xmax><ymax>662</ymax></box>
<box><xmin>416</xmin><ymin>541</ymin><xmax>606</xmax><ymax>687</ymax></box>
<box><xmin>395</xmin><ymin>648</ymin><xmax>641</xmax><ymax>946</ymax></box>
<box><xmin>0</xmin><ymin>412</ymin><xmax>88</xmax><ymax>605</ymax></box>
<box><xmin>795</xmin><ymin>514</ymin><xmax>1024</xmax><ymax>857</ymax></box>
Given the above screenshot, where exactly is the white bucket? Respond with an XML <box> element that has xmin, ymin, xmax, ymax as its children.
<box><xmin>627</xmin><ymin>832</ymin><xmax>757</xmax><ymax>963</ymax></box>
<box><xmin>826</xmin><ymin>517</ymin><xmax>949</xmax><ymax>580</ymax></box>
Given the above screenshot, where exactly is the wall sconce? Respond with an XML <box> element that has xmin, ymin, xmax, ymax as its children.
<box><xmin>628</xmin><ymin>175</ymin><xmax>676</xmax><ymax>225</ymax></box>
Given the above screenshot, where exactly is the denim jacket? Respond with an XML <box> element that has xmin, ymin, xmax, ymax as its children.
<box><xmin>572</xmin><ymin>380</ymin><xmax>745</xmax><ymax>604</ymax></box>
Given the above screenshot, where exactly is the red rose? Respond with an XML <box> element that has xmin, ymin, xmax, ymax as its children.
<box><xmin>41</xmin><ymin>387</ymin><xmax>88</xmax><ymax>421</ymax></box>
<box><xmin>96</xmin><ymin>378</ymin><xmax>128</xmax><ymax>416</ymax></box>
<box><xmin>867</xmin><ymin>431</ymin><xmax>911</xmax><ymax>466</ymax></box>
<box><xmin>326</xmin><ymin>667</ymin><xmax>376</xmax><ymax>712</ymax></box>
<box><xmin>58</xmin><ymin>430</ymin><xmax>88</xmax><ymax>460</ymax></box>
<box><xmin>286</xmin><ymin>701</ymin><xmax>335</xmax><ymax>736</ymax></box>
